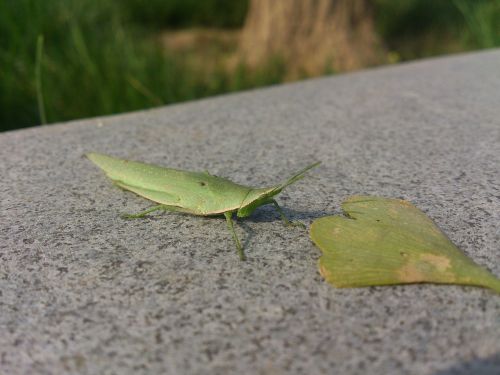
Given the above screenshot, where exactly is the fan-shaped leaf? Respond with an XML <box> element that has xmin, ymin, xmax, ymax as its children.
<box><xmin>310</xmin><ymin>196</ymin><xmax>500</xmax><ymax>293</ymax></box>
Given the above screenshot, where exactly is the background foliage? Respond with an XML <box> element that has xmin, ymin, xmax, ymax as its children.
<box><xmin>1</xmin><ymin>0</ymin><xmax>499</xmax><ymax>132</ymax></box>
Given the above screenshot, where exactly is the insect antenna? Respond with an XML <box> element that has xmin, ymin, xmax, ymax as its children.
<box><xmin>271</xmin><ymin>161</ymin><xmax>321</xmax><ymax>194</ymax></box>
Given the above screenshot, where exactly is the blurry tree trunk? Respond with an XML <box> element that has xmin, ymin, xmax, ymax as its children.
<box><xmin>239</xmin><ymin>0</ymin><xmax>384</xmax><ymax>77</ymax></box>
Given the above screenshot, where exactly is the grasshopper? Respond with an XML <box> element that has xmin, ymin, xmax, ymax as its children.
<box><xmin>87</xmin><ymin>153</ymin><xmax>320</xmax><ymax>260</ymax></box>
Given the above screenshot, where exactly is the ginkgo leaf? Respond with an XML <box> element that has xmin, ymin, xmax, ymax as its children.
<box><xmin>310</xmin><ymin>196</ymin><xmax>500</xmax><ymax>293</ymax></box>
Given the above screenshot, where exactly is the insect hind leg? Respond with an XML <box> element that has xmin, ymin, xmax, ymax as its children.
<box><xmin>121</xmin><ymin>204</ymin><xmax>180</xmax><ymax>219</ymax></box>
<box><xmin>272</xmin><ymin>200</ymin><xmax>306</xmax><ymax>229</ymax></box>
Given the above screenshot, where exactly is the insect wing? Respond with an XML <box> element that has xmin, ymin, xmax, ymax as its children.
<box><xmin>87</xmin><ymin>153</ymin><xmax>250</xmax><ymax>215</ymax></box>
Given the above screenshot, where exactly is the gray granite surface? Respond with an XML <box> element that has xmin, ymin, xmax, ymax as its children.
<box><xmin>1</xmin><ymin>50</ymin><xmax>500</xmax><ymax>375</ymax></box>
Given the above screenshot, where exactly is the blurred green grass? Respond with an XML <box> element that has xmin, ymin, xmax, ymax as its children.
<box><xmin>1</xmin><ymin>0</ymin><xmax>499</xmax><ymax>132</ymax></box>
<box><xmin>375</xmin><ymin>0</ymin><xmax>500</xmax><ymax>59</ymax></box>
<box><xmin>122</xmin><ymin>0</ymin><xmax>248</xmax><ymax>29</ymax></box>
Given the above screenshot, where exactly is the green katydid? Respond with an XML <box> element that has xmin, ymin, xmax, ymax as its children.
<box><xmin>86</xmin><ymin>153</ymin><xmax>320</xmax><ymax>260</ymax></box>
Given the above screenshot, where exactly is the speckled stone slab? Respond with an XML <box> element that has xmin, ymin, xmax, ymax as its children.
<box><xmin>1</xmin><ymin>50</ymin><xmax>499</xmax><ymax>375</ymax></box>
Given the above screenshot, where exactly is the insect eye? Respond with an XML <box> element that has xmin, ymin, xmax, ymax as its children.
<box><xmin>199</xmin><ymin>181</ymin><xmax>206</xmax><ymax>186</ymax></box>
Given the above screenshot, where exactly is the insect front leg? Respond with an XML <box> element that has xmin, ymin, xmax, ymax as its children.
<box><xmin>224</xmin><ymin>211</ymin><xmax>246</xmax><ymax>261</ymax></box>
<box><xmin>271</xmin><ymin>200</ymin><xmax>306</xmax><ymax>229</ymax></box>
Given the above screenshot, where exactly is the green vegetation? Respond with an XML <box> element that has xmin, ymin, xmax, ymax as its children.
<box><xmin>0</xmin><ymin>0</ymin><xmax>264</xmax><ymax>131</ymax></box>
<box><xmin>122</xmin><ymin>0</ymin><xmax>248</xmax><ymax>29</ymax></box>
<box><xmin>1</xmin><ymin>0</ymin><xmax>499</xmax><ymax>132</ymax></box>
<box><xmin>375</xmin><ymin>0</ymin><xmax>500</xmax><ymax>60</ymax></box>
<box><xmin>453</xmin><ymin>0</ymin><xmax>500</xmax><ymax>48</ymax></box>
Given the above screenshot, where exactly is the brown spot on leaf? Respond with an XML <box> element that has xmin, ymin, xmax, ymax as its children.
<box><xmin>398</xmin><ymin>199</ymin><xmax>412</xmax><ymax>207</ymax></box>
<box><xmin>420</xmin><ymin>254</ymin><xmax>451</xmax><ymax>272</ymax></box>
<box><xmin>397</xmin><ymin>254</ymin><xmax>453</xmax><ymax>283</ymax></box>
<box><xmin>319</xmin><ymin>263</ymin><xmax>331</xmax><ymax>280</ymax></box>
<box><xmin>397</xmin><ymin>263</ymin><xmax>426</xmax><ymax>283</ymax></box>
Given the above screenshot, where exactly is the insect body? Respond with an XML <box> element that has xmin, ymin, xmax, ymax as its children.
<box><xmin>87</xmin><ymin>153</ymin><xmax>320</xmax><ymax>260</ymax></box>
